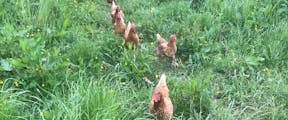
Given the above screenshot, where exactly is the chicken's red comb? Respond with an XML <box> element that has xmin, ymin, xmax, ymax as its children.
<box><xmin>152</xmin><ymin>91</ymin><xmax>160</xmax><ymax>102</ymax></box>
<box><xmin>130</xmin><ymin>23</ymin><xmax>136</xmax><ymax>29</ymax></box>
<box><xmin>116</xmin><ymin>5</ymin><xmax>120</xmax><ymax>12</ymax></box>
<box><xmin>170</xmin><ymin>33</ymin><xmax>177</xmax><ymax>42</ymax></box>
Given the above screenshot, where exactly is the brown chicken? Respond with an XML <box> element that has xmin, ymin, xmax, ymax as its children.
<box><xmin>156</xmin><ymin>33</ymin><xmax>178</xmax><ymax>68</ymax></box>
<box><xmin>113</xmin><ymin>12</ymin><xmax>126</xmax><ymax>35</ymax></box>
<box><xmin>149</xmin><ymin>74</ymin><xmax>173</xmax><ymax>120</ymax></box>
<box><xmin>111</xmin><ymin>5</ymin><xmax>124</xmax><ymax>24</ymax></box>
<box><xmin>124</xmin><ymin>22</ymin><xmax>139</xmax><ymax>49</ymax></box>
<box><xmin>107</xmin><ymin>0</ymin><xmax>117</xmax><ymax>3</ymax></box>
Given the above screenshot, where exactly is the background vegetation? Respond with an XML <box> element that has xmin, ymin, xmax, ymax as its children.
<box><xmin>0</xmin><ymin>0</ymin><xmax>287</xmax><ymax>119</ymax></box>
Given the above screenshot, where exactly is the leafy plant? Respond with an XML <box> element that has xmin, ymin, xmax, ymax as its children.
<box><xmin>171</xmin><ymin>74</ymin><xmax>213</xmax><ymax>119</ymax></box>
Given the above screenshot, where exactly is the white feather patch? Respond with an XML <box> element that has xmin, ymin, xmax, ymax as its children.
<box><xmin>124</xmin><ymin>21</ymin><xmax>131</xmax><ymax>39</ymax></box>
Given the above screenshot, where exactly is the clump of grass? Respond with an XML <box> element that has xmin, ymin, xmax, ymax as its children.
<box><xmin>0</xmin><ymin>79</ymin><xmax>31</xmax><ymax>119</ymax></box>
<box><xmin>30</xmin><ymin>72</ymin><xmax>154</xmax><ymax>120</ymax></box>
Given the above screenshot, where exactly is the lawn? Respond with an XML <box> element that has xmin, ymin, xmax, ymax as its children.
<box><xmin>0</xmin><ymin>0</ymin><xmax>287</xmax><ymax>119</ymax></box>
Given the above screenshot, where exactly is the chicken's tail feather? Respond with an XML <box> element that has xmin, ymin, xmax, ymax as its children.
<box><xmin>157</xmin><ymin>73</ymin><xmax>167</xmax><ymax>87</ymax></box>
<box><xmin>124</xmin><ymin>21</ymin><xmax>131</xmax><ymax>38</ymax></box>
<box><xmin>111</xmin><ymin>1</ymin><xmax>117</xmax><ymax>13</ymax></box>
<box><xmin>112</xmin><ymin>0</ymin><xmax>115</xmax><ymax>5</ymax></box>
<box><xmin>156</xmin><ymin>34</ymin><xmax>166</xmax><ymax>44</ymax></box>
<box><xmin>156</xmin><ymin>34</ymin><xmax>161</xmax><ymax>40</ymax></box>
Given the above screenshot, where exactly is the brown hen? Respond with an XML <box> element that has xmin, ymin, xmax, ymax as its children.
<box><xmin>124</xmin><ymin>22</ymin><xmax>139</xmax><ymax>49</ymax></box>
<box><xmin>113</xmin><ymin>12</ymin><xmax>126</xmax><ymax>35</ymax></box>
<box><xmin>156</xmin><ymin>33</ymin><xmax>178</xmax><ymax>68</ymax></box>
<box><xmin>111</xmin><ymin>5</ymin><xmax>124</xmax><ymax>24</ymax></box>
<box><xmin>149</xmin><ymin>74</ymin><xmax>173</xmax><ymax>120</ymax></box>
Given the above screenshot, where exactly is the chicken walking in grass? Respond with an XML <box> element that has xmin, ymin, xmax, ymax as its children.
<box><xmin>156</xmin><ymin>33</ymin><xmax>178</xmax><ymax>68</ymax></box>
<box><xmin>113</xmin><ymin>12</ymin><xmax>126</xmax><ymax>35</ymax></box>
<box><xmin>111</xmin><ymin>5</ymin><xmax>124</xmax><ymax>24</ymax></box>
<box><xmin>149</xmin><ymin>74</ymin><xmax>173</xmax><ymax>120</ymax></box>
<box><xmin>124</xmin><ymin>21</ymin><xmax>139</xmax><ymax>49</ymax></box>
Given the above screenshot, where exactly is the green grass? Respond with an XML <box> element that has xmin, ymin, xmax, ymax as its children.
<box><xmin>0</xmin><ymin>0</ymin><xmax>288</xmax><ymax>119</ymax></box>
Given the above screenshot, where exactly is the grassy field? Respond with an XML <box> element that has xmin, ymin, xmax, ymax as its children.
<box><xmin>0</xmin><ymin>0</ymin><xmax>288</xmax><ymax>119</ymax></box>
